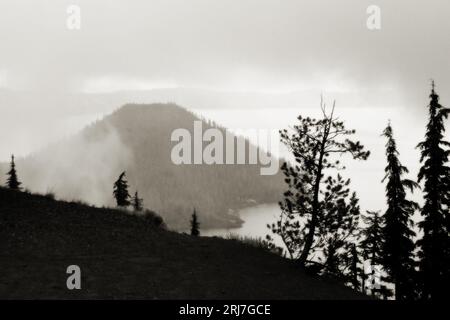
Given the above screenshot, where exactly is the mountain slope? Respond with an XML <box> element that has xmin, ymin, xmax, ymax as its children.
<box><xmin>7</xmin><ymin>103</ymin><xmax>285</xmax><ymax>229</ymax></box>
<box><xmin>0</xmin><ymin>187</ymin><xmax>366</xmax><ymax>299</ymax></box>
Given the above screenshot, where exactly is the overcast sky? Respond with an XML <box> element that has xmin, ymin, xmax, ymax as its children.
<box><xmin>1</xmin><ymin>0</ymin><xmax>449</xmax><ymax>154</ymax></box>
<box><xmin>0</xmin><ymin>0</ymin><xmax>449</xmax><ymax>223</ymax></box>
<box><xmin>0</xmin><ymin>0</ymin><xmax>448</xmax><ymax>96</ymax></box>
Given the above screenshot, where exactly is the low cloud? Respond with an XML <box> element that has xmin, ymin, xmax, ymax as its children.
<box><xmin>15</xmin><ymin>123</ymin><xmax>133</xmax><ymax>207</ymax></box>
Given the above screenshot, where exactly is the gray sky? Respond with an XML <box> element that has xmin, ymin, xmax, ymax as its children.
<box><xmin>0</xmin><ymin>0</ymin><xmax>448</xmax><ymax>96</ymax></box>
<box><xmin>1</xmin><ymin>0</ymin><xmax>449</xmax><ymax>157</ymax></box>
<box><xmin>0</xmin><ymin>0</ymin><xmax>449</xmax><ymax>223</ymax></box>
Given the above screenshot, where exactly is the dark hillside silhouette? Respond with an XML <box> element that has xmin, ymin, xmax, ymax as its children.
<box><xmin>0</xmin><ymin>187</ymin><xmax>366</xmax><ymax>299</ymax></box>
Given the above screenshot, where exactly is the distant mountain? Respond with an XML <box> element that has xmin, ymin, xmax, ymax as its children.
<box><xmin>0</xmin><ymin>88</ymin><xmax>326</xmax><ymax>161</ymax></box>
<box><xmin>5</xmin><ymin>103</ymin><xmax>285</xmax><ymax>229</ymax></box>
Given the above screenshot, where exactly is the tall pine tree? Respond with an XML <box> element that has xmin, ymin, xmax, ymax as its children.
<box><xmin>416</xmin><ymin>81</ymin><xmax>450</xmax><ymax>300</ymax></box>
<box><xmin>113</xmin><ymin>171</ymin><xmax>131</xmax><ymax>207</ymax></box>
<box><xmin>382</xmin><ymin>122</ymin><xmax>418</xmax><ymax>300</ymax></box>
<box><xmin>6</xmin><ymin>154</ymin><xmax>22</xmax><ymax>190</ymax></box>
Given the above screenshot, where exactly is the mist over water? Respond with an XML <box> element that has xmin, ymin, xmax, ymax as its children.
<box><xmin>202</xmin><ymin>203</ymin><xmax>280</xmax><ymax>242</ymax></box>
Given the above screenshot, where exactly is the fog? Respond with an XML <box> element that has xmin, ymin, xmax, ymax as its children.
<box><xmin>196</xmin><ymin>104</ymin><xmax>431</xmax><ymax>216</ymax></box>
<box><xmin>0</xmin><ymin>0</ymin><xmax>449</xmax><ymax>215</ymax></box>
<box><xmin>13</xmin><ymin>123</ymin><xmax>133</xmax><ymax>206</ymax></box>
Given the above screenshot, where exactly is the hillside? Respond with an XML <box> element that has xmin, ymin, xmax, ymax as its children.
<box><xmin>4</xmin><ymin>103</ymin><xmax>285</xmax><ymax>229</ymax></box>
<box><xmin>0</xmin><ymin>187</ymin><xmax>366</xmax><ymax>299</ymax></box>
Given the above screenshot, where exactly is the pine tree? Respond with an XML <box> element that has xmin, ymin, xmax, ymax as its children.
<box><xmin>416</xmin><ymin>81</ymin><xmax>450</xmax><ymax>300</ymax></box>
<box><xmin>320</xmin><ymin>188</ymin><xmax>362</xmax><ymax>280</ymax></box>
<box><xmin>6</xmin><ymin>154</ymin><xmax>22</xmax><ymax>190</ymax></box>
<box><xmin>132</xmin><ymin>190</ymin><xmax>144</xmax><ymax>211</ymax></box>
<box><xmin>190</xmin><ymin>209</ymin><xmax>200</xmax><ymax>236</ymax></box>
<box><xmin>359</xmin><ymin>210</ymin><xmax>391</xmax><ymax>298</ymax></box>
<box><xmin>381</xmin><ymin>122</ymin><xmax>418</xmax><ymax>300</ymax></box>
<box><xmin>113</xmin><ymin>171</ymin><xmax>131</xmax><ymax>207</ymax></box>
<box><xmin>268</xmin><ymin>100</ymin><xmax>370</xmax><ymax>267</ymax></box>
<box><xmin>348</xmin><ymin>243</ymin><xmax>363</xmax><ymax>292</ymax></box>
<box><xmin>360</xmin><ymin>211</ymin><xmax>384</xmax><ymax>267</ymax></box>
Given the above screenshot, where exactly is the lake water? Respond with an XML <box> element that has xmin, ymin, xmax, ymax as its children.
<box><xmin>201</xmin><ymin>203</ymin><xmax>281</xmax><ymax>242</ymax></box>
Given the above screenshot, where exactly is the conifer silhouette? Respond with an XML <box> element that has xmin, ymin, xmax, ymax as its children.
<box><xmin>132</xmin><ymin>190</ymin><xmax>144</xmax><ymax>211</ymax></box>
<box><xmin>360</xmin><ymin>210</ymin><xmax>391</xmax><ymax>298</ymax></box>
<box><xmin>113</xmin><ymin>172</ymin><xmax>131</xmax><ymax>207</ymax></box>
<box><xmin>348</xmin><ymin>243</ymin><xmax>363</xmax><ymax>292</ymax></box>
<box><xmin>381</xmin><ymin>122</ymin><xmax>418</xmax><ymax>300</ymax></box>
<box><xmin>416</xmin><ymin>81</ymin><xmax>450</xmax><ymax>300</ymax></box>
<box><xmin>268</xmin><ymin>100</ymin><xmax>370</xmax><ymax>267</ymax></box>
<box><xmin>360</xmin><ymin>211</ymin><xmax>384</xmax><ymax>266</ymax></box>
<box><xmin>6</xmin><ymin>154</ymin><xmax>21</xmax><ymax>190</ymax></box>
<box><xmin>190</xmin><ymin>209</ymin><xmax>200</xmax><ymax>236</ymax></box>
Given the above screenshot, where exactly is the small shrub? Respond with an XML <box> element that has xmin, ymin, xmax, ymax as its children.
<box><xmin>71</xmin><ymin>199</ymin><xmax>89</xmax><ymax>206</ymax></box>
<box><xmin>225</xmin><ymin>233</ymin><xmax>280</xmax><ymax>254</ymax></box>
<box><xmin>142</xmin><ymin>209</ymin><xmax>165</xmax><ymax>228</ymax></box>
<box><xmin>43</xmin><ymin>192</ymin><xmax>55</xmax><ymax>200</ymax></box>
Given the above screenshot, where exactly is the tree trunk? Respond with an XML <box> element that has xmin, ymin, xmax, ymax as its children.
<box><xmin>298</xmin><ymin>123</ymin><xmax>329</xmax><ymax>266</ymax></box>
